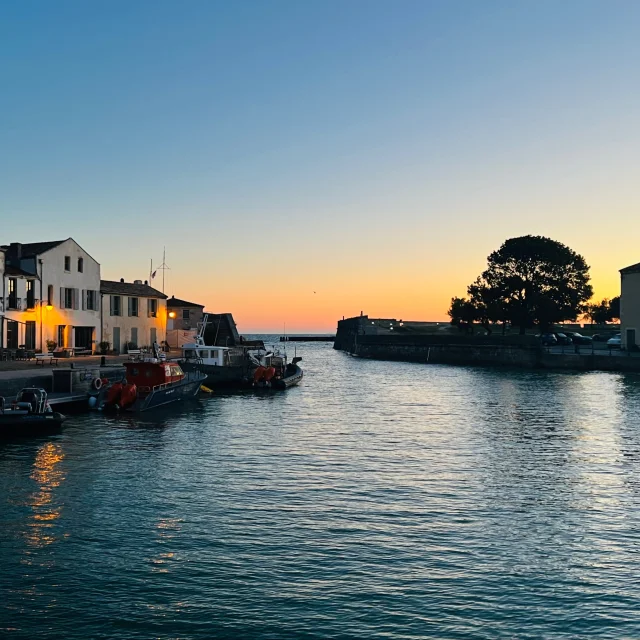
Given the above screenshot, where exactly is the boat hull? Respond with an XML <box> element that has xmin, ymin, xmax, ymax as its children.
<box><xmin>256</xmin><ymin>365</ymin><xmax>303</xmax><ymax>390</ymax></box>
<box><xmin>181</xmin><ymin>362</ymin><xmax>253</xmax><ymax>389</ymax></box>
<box><xmin>0</xmin><ymin>413</ymin><xmax>65</xmax><ymax>438</ymax></box>
<box><xmin>128</xmin><ymin>373</ymin><xmax>206</xmax><ymax>412</ymax></box>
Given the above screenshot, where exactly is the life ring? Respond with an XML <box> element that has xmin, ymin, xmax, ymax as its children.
<box><xmin>92</xmin><ymin>377</ymin><xmax>103</xmax><ymax>391</ymax></box>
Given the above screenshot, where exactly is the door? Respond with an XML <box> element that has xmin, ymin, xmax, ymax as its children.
<box><xmin>113</xmin><ymin>327</ymin><xmax>121</xmax><ymax>354</ymax></box>
<box><xmin>626</xmin><ymin>328</ymin><xmax>636</xmax><ymax>350</ymax></box>
<box><xmin>6</xmin><ymin>320</ymin><xmax>18</xmax><ymax>349</ymax></box>
<box><xmin>131</xmin><ymin>327</ymin><xmax>138</xmax><ymax>348</ymax></box>
<box><xmin>74</xmin><ymin>327</ymin><xmax>93</xmax><ymax>350</ymax></box>
<box><xmin>25</xmin><ymin>321</ymin><xmax>36</xmax><ymax>350</ymax></box>
<box><xmin>150</xmin><ymin>328</ymin><xmax>157</xmax><ymax>346</ymax></box>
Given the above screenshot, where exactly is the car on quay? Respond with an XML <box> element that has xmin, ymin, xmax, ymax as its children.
<box><xmin>538</xmin><ymin>333</ymin><xmax>558</xmax><ymax>346</ymax></box>
<box><xmin>607</xmin><ymin>334</ymin><xmax>622</xmax><ymax>349</ymax></box>
<box><xmin>565</xmin><ymin>332</ymin><xmax>593</xmax><ymax>345</ymax></box>
<box><xmin>553</xmin><ymin>332</ymin><xmax>573</xmax><ymax>346</ymax></box>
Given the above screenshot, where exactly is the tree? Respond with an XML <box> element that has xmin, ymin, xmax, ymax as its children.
<box><xmin>469</xmin><ymin>235</ymin><xmax>592</xmax><ymax>334</ymax></box>
<box><xmin>585</xmin><ymin>296</ymin><xmax>620</xmax><ymax>324</ymax></box>
<box><xmin>609</xmin><ymin>295</ymin><xmax>620</xmax><ymax>320</ymax></box>
<box><xmin>448</xmin><ymin>296</ymin><xmax>479</xmax><ymax>333</ymax></box>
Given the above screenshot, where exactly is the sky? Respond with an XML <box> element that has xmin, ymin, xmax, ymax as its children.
<box><xmin>1</xmin><ymin>0</ymin><xmax>638</xmax><ymax>332</ymax></box>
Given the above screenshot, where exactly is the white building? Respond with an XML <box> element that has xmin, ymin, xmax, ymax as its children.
<box><xmin>620</xmin><ymin>262</ymin><xmax>640</xmax><ymax>350</ymax></box>
<box><xmin>1</xmin><ymin>239</ymin><xmax>101</xmax><ymax>352</ymax></box>
<box><xmin>101</xmin><ymin>279</ymin><xmax>167</xmax><ymax>353</ymax></box>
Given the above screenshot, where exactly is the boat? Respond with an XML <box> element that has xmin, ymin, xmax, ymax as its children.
<box><xmin>252</xmin><ymin>356</ymin><xmax>303</xmax><ymax>390</ymax></box>
<box><xmin>179</xmin><ymin>314</ymin><xmax>263</xmax><ymax>388</ymax></box>
<box><xmin>100</xmin><ymin>346</ymin><xmax>206</xmax><ymax>412</ymax></box>
<box><xmin>0</xmin><ymin>388</ymin><xmax>65</xmax><ymax>438</ymax></box>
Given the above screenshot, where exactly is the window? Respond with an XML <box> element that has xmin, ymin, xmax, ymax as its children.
<box><xmin>110</xmin><ymin>295</ymin><xmax>122</xmax><ymax>316</ymax></box>
<box><xmin>25</xmin><ymin>321</ymin><xmax>36</xmax><ymax>350</ymax></box>
<box><xmin>64</xmin><ymin>288</ymin><xmax>74</xmax><ymax>309</ymax></box>
<box><xmin>26</xmin><ymin>280</ymin><xmax>35</xmax><ymax>309</ymax></box>
<box><xmin>86</xmin><ymin>290</ymin><xmax>98</xmax><ymax>311</ymax></box>
<box><xmin>8</xmin><ymin>278</ymin><xmax>17</xmax><ymax>309</ymax></box>
<box><xmin>128</xmin><ymin>297</ymin><xmax>139</xmax><ymax>317</ymax></box>
<box><xmin>57</xmin><ymin>325</ymin><xmax>65</xmax><ymax>348</ymax></box>
<box><xmin>182</xmin><ymin>309</ymin><xmax>190</xmax><ymax>320</ymax></box>
<box><xmin>148</xmin><ymin>298</ymin><xmax>158</xmax><ymax>318</ymax></box>
<box><xmin>64</xmin><ymin>256</ymin><xmax>71</xmax><ymax>271</ymax></box>
<box><xmin>47</xmin><ymin>284</ymin><xmax>54</xmax><ymax>306</ymax></box>
<box><xmin>77</xmin><ymin>257</ymin><xmax>84</xmax><ymax>273</ymax></box>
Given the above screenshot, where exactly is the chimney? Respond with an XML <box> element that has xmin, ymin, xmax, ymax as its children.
<box><xmin>134</xmin><ymin>280</ymin><xmax>142</xmax><ymax>285</ymax></box>
<box><xmin>144</xmin><ymin>280</ymin><xmax>148</xmax><ymax>285</ymax></box>
<box><xmin>10</xmin><ymin>242</ymin><xmax>22</xmax><ymax>259</ymax></box>
<box><xmin>120</xmin><ymin>278</ymin><xmax>125</xmax><ymax>283</ymax></box>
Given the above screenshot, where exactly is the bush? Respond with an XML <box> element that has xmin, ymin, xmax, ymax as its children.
<box><xmin>46</xmin><ymin>340</ymin><xmax>57</xmax><ymax>352</ymax></box>
<box><xmin>99</xmin><ymin>341</ymin><xmax>110</xmax><ymax>354</ymax></box>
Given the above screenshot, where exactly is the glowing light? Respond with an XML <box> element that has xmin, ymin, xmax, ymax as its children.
<box><xmin>46</xmin><ymin>304</ymin><xmax>53</xmax><ymax>311</ymax></box>
<box><xmin>168</xmin><ymin>311</ymin><xmax>176</xmax><ymax>318</ymax></box>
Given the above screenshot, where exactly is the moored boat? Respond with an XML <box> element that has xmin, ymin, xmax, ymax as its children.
<box><xmin>0</xmin><ymin>388</ymin><xmax>65</xmax><ymax>438</ymax></box>
<box><xmin>253</xmin><ymin>356</ymin><xmax>303</xmax><ymax>390</ymax></box>
<box><xmin>179</xmin><ymin>313</ymin><xmax>264</xmax><ymax>389</ymax></box>
<box><xmin>100</xmin><ymin>350</ymin><xmax>206</xmax><ymax>412</ymax></box>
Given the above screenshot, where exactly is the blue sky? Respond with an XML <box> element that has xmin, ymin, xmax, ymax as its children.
<box><xmin>1</xmin><ymin>1</ymin><xmax>638</xmax><ymax>330</ymax></box>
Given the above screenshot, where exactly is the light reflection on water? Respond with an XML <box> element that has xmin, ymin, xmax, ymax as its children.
<box><xmin>1</xmin><ymin>343</ymin><xmax>640</xmax><ymax>639</ymax></box>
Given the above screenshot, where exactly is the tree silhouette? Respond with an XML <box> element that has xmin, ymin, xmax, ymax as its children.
<box><xmin>469</xmin><ymin>236</ymin><xmax>592</xmax><ymax>334</ymax></box>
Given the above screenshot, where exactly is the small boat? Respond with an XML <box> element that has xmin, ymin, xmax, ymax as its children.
<box><xmin>100</xmin><ymin>347</ymin><xmax>206</xmax><ymax>412</ymax></box>
<box><xmin>252</xmin><ymin>356</ymin><xmax>303</xmax><ymax>390</ymax></box>
<box><xmin>0</xmin><ymin>388</ymin><xmax>65</xmax><ymax>438</ymax></box>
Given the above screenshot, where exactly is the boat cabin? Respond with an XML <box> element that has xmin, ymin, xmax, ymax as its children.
<box><xmin>182</xmin><ymin>344</ymin><xmax>248</xmax><ymax>367</ymax></box>
<box><xmin>124</xmin><ymin>361</ymin><xmax>186</xmax><ymax>390</ymax></box>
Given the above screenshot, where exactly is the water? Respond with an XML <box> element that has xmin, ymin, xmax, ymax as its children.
<box><xmin>2</xmin><ymin>341</ymin><xmax>640</xmax><ymax>639</ymax></box>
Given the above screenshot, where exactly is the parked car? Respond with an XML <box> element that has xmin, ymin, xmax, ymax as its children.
<box><xmin>553</xmin><ymin>332</ymin><xmax>573</xmax><ymax>345</ymax></box>
<box><xmin>539</xmin><ymin>333</ymin><xmax>558</xmax><ymax>346</ymax></box>
<box><xmin>607</xmin><ymin>334</ymin><xmax>622</xmax><ymax>349</ymax></box>
<box><xmin>565</xmin><ymin>332</ymin><xmax>593</xmax><ymax>345</ymax></box>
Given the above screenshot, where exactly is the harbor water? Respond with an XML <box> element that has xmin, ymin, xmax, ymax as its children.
<box><xmin>2</xmin><ymin>340</ymin><xmax>640</xmax><ymax>639</ymax></box>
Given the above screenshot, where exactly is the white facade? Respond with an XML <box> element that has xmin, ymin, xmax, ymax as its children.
<box><xmin>1</xmin><ymin>238</ymin><xmax>101</xmax><ymax>352</ymax></box>
<box><xmin>101</xmin><ymin>280</ymin><xmax>167</xmax><ymax>353</ymax></box>
<box><xmin>620</xmin><ymin>264</ymin><xmax>640</xmax><ymax>350</ymax></box>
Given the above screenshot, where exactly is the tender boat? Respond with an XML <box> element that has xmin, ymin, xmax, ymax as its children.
<box><xmin>100</xmin><ymin>347</ymin><xmax>206</xmax><ymax>412</ymax></box>
<box><xmin>252</xmin><ymin>356</ymin><xmax>303</xmax><ymax>390</ymax></box>
<box><xmin>0</xmin><ymin>388</ymin><xmax>65</xmax><ymax>438</ymax></box>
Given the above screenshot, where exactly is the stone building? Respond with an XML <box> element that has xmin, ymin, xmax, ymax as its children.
<box><xmin>101</xmin><ymin>279</ymin><xmax>167</xmax><ymax>353</ymax></box>
<box><xmin>620</xmin><ymin>262</ymin><xmax>640</xmax><ymax>350</ymax></box>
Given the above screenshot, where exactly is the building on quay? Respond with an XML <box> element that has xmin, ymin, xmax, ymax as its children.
<box><xmin>0</xmin><ymin>239</ymin><xmax>101</xmax><ymax>352</ymax></box>
<box><xmin>620</xmin><ymin>262</ymin><xmax>640</xmax><ymax>350</ymax></box>
<box><xmin>166</xmin><ymin>295</ymin><xmax>205</xmax><ymax>348</ymax></box>
<box><xmin>100</xmin><ymin>279</ymin><xmax>167</xmax><ymax>353</ymax></box>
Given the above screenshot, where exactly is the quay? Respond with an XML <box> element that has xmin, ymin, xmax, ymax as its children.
<box><xmin>334</xmin><ymin>315</ymin><xmax>639</xmax><ymax>374</ymax></box>
<box><xmin>280</xmin><ymin>335</ymin><xmax>335</xmax><ymax>342</ymax></box>
<box><xmin>0</xmin><ymin>354</ymin><xmax>129</xmax><ymax>410</ymax></box>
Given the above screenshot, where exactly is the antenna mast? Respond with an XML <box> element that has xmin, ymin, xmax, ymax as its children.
<box><xmin>157</xmin><ymin>247</ymin><xmax>170</xmax><ymax>294</ymax></box>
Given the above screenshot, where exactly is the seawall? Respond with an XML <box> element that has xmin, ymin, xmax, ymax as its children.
<box><xmin>335</xmin><ymin>315</ymin><xmax>640</xmax><ymax>373</ymax></box>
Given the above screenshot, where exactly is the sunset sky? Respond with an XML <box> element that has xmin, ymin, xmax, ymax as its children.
<box><xmin>1</xmin><ymin>1</ymin><xmax>638</xmax><ymax>332</ymax></box>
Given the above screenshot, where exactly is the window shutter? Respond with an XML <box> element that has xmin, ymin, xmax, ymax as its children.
<box><xmin>110</xmin><ymin>296</ymin><xmax>114</xmax><ymax>316</ymax></box>
<box><xmin>147</xmin><ymin>298</ymin><xmax>150</xmax><ymax>317</ymax></box>
<box><xmin>128</xmin><ymin>297</ymin><xmax>132</xmax><ymax>317</ymax></box>
<box><xmin>96</xmin><ymin>293</ymin><xmax>100</xmax><ymax>312</ymax></box>
<box><xmin>73</xmin><ymin>288</ymin><xmax>79</xmax><ymax>310</ymax></box>
<box><xmin>82</xmin><ymin>289</ymin><xmax>86</xmax><ymax>310</ymax></box>
<box><xmin>60</xmin><ymin>287</ymin><xmax>64</xmax><ymax>308</ymax></box>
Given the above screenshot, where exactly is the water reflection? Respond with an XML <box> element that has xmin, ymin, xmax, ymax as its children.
<box><xmin>25</xmin><ymin>441</ymin><xmax>65</xmax><ymax>549</ymax></box>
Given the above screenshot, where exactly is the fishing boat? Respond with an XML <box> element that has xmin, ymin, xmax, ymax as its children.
<box><xmin>100</xmin><ymin>347</ymin><xmax>206</xmax><ymax>412</ymax></box>
<box><xmin>179</xmin><ymin>314</ymin><xmax>263</xmax><ymax>388</ymax></box>
<box><xmin>0</xmin><ymin>388</ymin><xmax>65</xmax><ymax>438</ymax></box>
